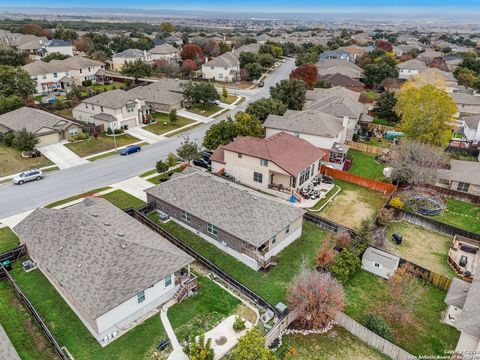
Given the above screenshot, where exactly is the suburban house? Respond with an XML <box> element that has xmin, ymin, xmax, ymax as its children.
<box><xmin>112</xmin><ymin>49</ymin><xmax>152</xmax><ymax>71</ymax></box>
<box><xmin>319</xmin><ymin>50</ymin><xmax>352</xmax><ymax>62</ymax></box>
<box><xmin>72</xmin><ymin>90</ymin><xmax>146</xmax><ymax>130</ymax></box>
<box><xmin>451</xmin><ymin>93</ymin><xmax>480</xmax><ymax>115</ymax></box>
<box><xmin>164</xmin><ymin>35</ymin><xmax>183</xmax><ymax>46</ymax></box>
<box><xmin>149</xmin><ymin>43</ymin><xmax>180</xmax><ymax>63</ymax></box>
<box><xmin>397</xmin><ymin>59</ymin><xmax>428</xmax><ymax>80</ymax></box>
<box><xmin>418</xmin><ymin>50</ymin><xmax>443</xmax><ymax>64</ymax></box>
<box><xmin>210</xmin><ymin>132</ymin><xmax>326</xmax><ymax>193</ymax></box>
<box><xmin>54</xmin><ymin>56</ymin><xmax>105</xmax><ymax>85</ymax></box>
<box><xmin>437</xmin><ymin>160</ymin><xmax>480</xmax><ymax>195</ymax></box>
<box><xmin>0</xmin><ymin>107</ymin><xmax>80</xmax><ymax>147</ymax></box>
<box><xmin>0</xmin><ymin>30</ymin><xmax>47</xmax><ymax>59</ymax></box>
<box><xmin>361</xmin><ymin>247</ymin><xmax>400</xmax><ymax>280</ymax></box>
<box><xmin>201</xmin><ymin>51</ymin><xmax>240</xmax><ymax>82</ymax></box>
<box><xmin>456</xmin><ymin>114</ymin><xmax>480</xmax><ymax>145</ymax></box>
<box><xmin>14</xmin><ymin>198</ymin><xmax>194</xmax><ymax>345</ymax></box>
<box><xmin>127</xmin><ymin>78</ymin><xmax>185</xmax><ymax>112</ymax></box>
<box><xmin>338</xmin><ymin>45</ymin><xmax>367</xmax><ymax>60</ymax></box>
<box><xmin>444</xmin><ymin>277</ymin><xmax>480</xmax><ymax>352</ymax></box>
<box><xmin>145</xmin><ymin>170</ymin><xmax>306</xmax><ymax>270</ymax></box>
<box><xmin>317</xmin><ymin>59</ymin><xmax>364</xmax><ymax>79</ymax></box>
<box><xmin>43</xmin><ymin>39</ymin><xmax>74</xmax><ymax>56</ymax></box>
<box><xmin>317</xmin><ymin>73</ymin><xmax>365</xmax><ymax>92</ymax></box>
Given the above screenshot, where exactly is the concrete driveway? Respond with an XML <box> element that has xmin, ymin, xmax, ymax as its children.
<box><xmin>39</xmin><ymin>142</ymin><xmax>89</xmax><ymax>170</ymax></box>
<box><xmin>125</xmin><ymin>127</ymin><xmax>165</xmax><ymax>144</ymax></box>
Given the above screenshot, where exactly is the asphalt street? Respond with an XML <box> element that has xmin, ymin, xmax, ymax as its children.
<box><xmin>0</xmin><ymin>58</ymin><xmax>295</xmax><ymax>219</ymax></box>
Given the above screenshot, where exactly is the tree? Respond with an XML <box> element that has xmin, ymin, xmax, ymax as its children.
<box><xmin>373</xmin><ymin>91</ymin><xmax>399</xmax><ymax>124</ymax></box>
<box><xmin>375</xmin><ymin>39</ymin><xmax>393</xmax><ymax>52</ymax></box>
<box><xmin>0</xmin><ymin>96</ymin><xmax>24</xmax><ymax>115</ymax></box>
<box><xmin>355</xmin><ymin>218</ymin><xmax>374</xmax><ymax>246</ymax></box>
<box><xmin>365</xmin><ymin>314</ymin><xmax>393</xmax><ymax>341</ymax></box>
<box><xmin>239</xmin><ymin>52</ymin><xmax>259</xmax><ymax>68</ymax></box>
<box><xmin>230</xmin><ymin>328</ymin><xmax>275</xmax><ymax>360</ymax></box>
<box><xmin>184</xmin><ymin>334</ymin><xmax>214</xmax><ymax>360</ymax></box>
<box><xmin>159</xmin><ymin>21</ymin><xmax>176</xmax><ymax>33</ymax></box>
<box><xmin>245</xmin><ymin>98</ymin><xmax>287</xmax><ymax>123</ymax></box>
<box><xmin>166</xmin><ymin>152</ymin><xmax>178</xmax><ymax>170</ymax></box>
<box><xmin>42</xmin><ymin>52</ymin><xmax>70</xmax><ymax>62</ymax></box>
<box><xmin>176</xmin><ymin>137</ymin><xmax>200</xmax><ymax>164</ymax></box>
<box><xmin>22</xmin><ymin>24</ymin><xmax>52</xmax><ymax>38</ymax></box>
<box><xmin>316</xmin><ymin>238</ymin><xmax>335</xmax><ymax>268</ymax></box>
<box><xmin>395</xmin><ymin>84</ymin><xmax>456</xmax><ymax>146</ymax></box>
<box><xmin>203</xmin><ymin>119</ymin><xmax>238</xmax><ymax>150</ymax></box>
<box><xmin>120</xmin><ymin>59</ymin><xmax>152</xmax><ymax>79</ymax></box>
<box><xmin>12</xmin><ymin>128</ymin><xmax>39</xmax><ymax>151</ymax></box>
<box><xmin>363</xmin><ymin>62</ymin><xmax>398</xmax><ymax>86</ymax></box>
<box><xmin>289</xmin><ymin>63</ymin><xmax>318</xmax><ymax>89</ymax></box>
<box><xmin>156</xmin><ymin>160</ymin><xmax>168</xmax><ymax>173</ymax></box>
<box><xmin>258</xmin><ymin>53</ymin><xmax>275</xmax><ymax>69</ymax></box>
<box><xmin>183</xmin><ymin>82</ymin><xmax>219</xmax><ymax>105</ymax></box>
<box><xmin>234</xmin><ymin>112</ymin><xmax>263</xmax><ymax>137</ymax></box>
<box><xmin>66</xmin><ymin>84</ymin><xmax>83</xmax><ymax>106</ymax></box>
<box><xmin>222</xmin><ymin>86</ymin><xmax>228</xmax><ymax>99</ymax></box>
<box><xmin>180</xmin><ymin>44</ymin><xmax>205</xmax><ymax>64</ymax></box>
<box><xmin>181</xmin><ymin>59</ymin><xmax>197</xmax><ymax>73</ymax></box>
<box><xmin>295</xmin><ymin>52</ymin><xmax>319</xmax><ymax>66</ymax></box>
<box><xmin>287</xmin><ymin>269</ymin><xmax>344</xmax><ymax>329</ymax></box>
<box><xmin>169</xmin><ymin>109</ymin><xmax>177</xmax><ymax>123</ymax></box>
<box><xmin>270</xmin><ymin>79</ymin><xmax>306</xmax><ymax>110</ymax></box>
<box><xmin>327</xmin><ymin>248</ymin><xmax>361</xmax><ymax>283</ymax></box>
<box><xmin>335</xmin><ymin>231</ymin><xmax>352</xmax><ymax>249</ymax></box>
<box><xmin>0</xmin><ymin>48</ymin><xmax>28</xmax><ymax>66</ymax></box>
<box><xmin>390</xmin><ymin>140</ymin><xmax>448</xmax><ymax>185</ymax></box>
<box><xmin>0</xmin><ymin>66</ymin><xmax>35</xmax><ymax>98</ymax></box>
<box><xmin>244</xmin><ymin>63</ymin><xmax>262</xmax><ymax>80</ymax></box>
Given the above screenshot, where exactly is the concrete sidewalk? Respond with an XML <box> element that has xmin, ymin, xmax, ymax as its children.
<box><xmin>39</xmin><ymin>142</ymin><xmax>89</xmax><ymax>170</ymax></box>
<box><xmin>160</xmin><ymin>308</ymin><xmax>188</xmax><ymax>360</ymax></box>
<box><xmin>177</xmin><ymin>110</ymin><xmax>213</xmax><ymax>123</ymax></box>
<box><xmin>126</xmin><ymin>127</ymin><xmax>165</xmax><ymax>144</ymax></box>
<box><xmin>111</xmin><ymin>176</ymin><xmax>154</xmax><ymax>202</ymax></box>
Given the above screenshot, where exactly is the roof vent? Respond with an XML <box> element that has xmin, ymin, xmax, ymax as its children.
<box><xmin>120</xmin><ymin>243</ymin><xmax>127</xmax><ymax>249</ymax></box>
<box><xmin>103</xmin><ymin>222</ymin><xmax>111</xmax><ymax>226</ymax></box>
<box><xmin>91</xmin><ymin>213</ymin><xmax>99</xmax><ymax>217</ymax></box>
<box><xmin>77</xmin><ymin>263</ymin><xmax>82</xmax><ymax>268</ymax></box>
<box><xmin>59</xmin><ymin>246</ymin><xmax>64</xmax><ymax>251</ymax></box>
<box><xmin>118</xmin><ymin>232</ymin><xmax>125</xmax><ymax>237</ymax></box>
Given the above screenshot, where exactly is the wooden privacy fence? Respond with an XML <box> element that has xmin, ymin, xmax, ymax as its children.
<box><xmin>367</xmin><ymin>123</ymin><xmax>397</xmax><ymax>132</ymax></box>
<box><xmin>345</xmin><ymin>141</ymin><xmax>385</xmax><ymax>155</ymax></box>
<box><xmin>265</xmin><ymin>310</ymin><xmax>299</xmax><ymax>346</ymax></box>
<box><xmin>397</xmin><ymin>257</ymin><xmax>453</xmax><ymax>291</ymax></box>
<box><xmin>335</xmin><ymin>312</ymin><xmax>416</xmax><ymax>360</ymax></box>
<box><xmin>320</xmin><ymin>165</ymin><xmax>396</xmax><ymax>195</ymax></box>
<box><xmin>421</xmin><ymin>184</ymin><xmax>480</xmax><ymax>205</ymax></box>
<box><xmin>304</xmin><ymin>212</ymin><xmax>357</xmax><ymax>237</ymax></box>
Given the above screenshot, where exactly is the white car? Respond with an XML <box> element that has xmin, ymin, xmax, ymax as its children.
<box><xmin>13</xmin><ymin>169</ymin><xmax>44</xmax><ymax>185</ymax></box>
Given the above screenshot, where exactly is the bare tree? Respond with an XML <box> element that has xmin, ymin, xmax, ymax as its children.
<box><xmin>390</xmin><ymin>140</ymin><xmax>448</xmax><ymax>186</ymax></box>
<box><xmin>316</xmin><ymin>238</ymin><xmax>335</xmax><ymax>268</ymax></box>
<box><xmin>335</xmin><ymin>231</ymin><xmax>352</xmax><ymax>249</ymax></box>
<box><xmin>287</xmin><ymin>269</ymin><xmax>344</xmax><ymax>329</ymax></box>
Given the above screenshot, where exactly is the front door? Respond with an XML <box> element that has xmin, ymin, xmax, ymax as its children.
<box><xmin>270</xmin><ymin>173</ymin><xmax>274</xmax><ymax>185</ymax></box>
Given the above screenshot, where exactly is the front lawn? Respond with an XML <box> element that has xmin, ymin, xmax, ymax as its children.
<box><xmin>154</xmin><ymin>218</ymin><xmax>326</xmax><ymax>305</ymax></box>
<box><xmin>0</xmin><ymin>144</ymin><xmax>53</xmax><ymax>177</ymax></box>
<box><xmin>65</xmin><ymin>133</ymin><xmax>140</xmax><ymax>157</ymax></box>
<box><xmin>385</xmin><ymin>221</ymin><xmax>456</xmax><ymax>277</ymax></box>
<box><xmin>0</xmin><ymin>227</ymin><xmax>20</xmax><ymax>253</ymax></box>
<box><xmin>344</xmin><ymin>270</ymin><xmax>459</xmax><ymax>357</ymax></box>
<box><xmin>45</xmin><ymin>187</ymin><xmax>112</xmax><ymax>208</ymax></box>
<box><xmin>100</xmin><ymin>189</ymin><xmax>145</xmax><ymax>209</ymax></box>
<box><xmin>429</xmin><ymin>197</ymin><xmax>480</xmax><ymax>234</ymax></box>
<box><xmin>9</xmin><ymin>262</ymin><xmax>168</xmax><ymax>360</ymax></box>
<box><xmin>186</xmin><ymin>103</ymin><xmax>223</xmax><ymax>117</ymax></box>
<box><xmin>315</xmin><ymin>179</ymin><xmax>386</xmax><ymax>230</ymax></box>
<box><xmin>277</xmin><ymin>326</ymin><xmax>389</xmax><ymax>360</ymax></box>
<box><xmin>147</xmin><ymin>167</ymin><xmax>184</xmax><ymax>185</ymax></box>
<box><xmin>168</xmin><ymin>275</ymin><xmax>240</xmax><ymax>343</ymax></box>
<box><xmin>347</xmin><ymin>149</ymin><xmax>386</xmax><ymax>182</ymax></box>
<box><xmin>144</xmin><ymin>112</ymin><xmax>196</xmax><ymax>135</ymax></box>
<box><xmin>219</xmin><ymin>94</ymin><xmax>237</xmax><ymax>104</ymax></box>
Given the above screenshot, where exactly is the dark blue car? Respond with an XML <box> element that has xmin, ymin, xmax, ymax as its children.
<box><xmin>120</xmin><ymin>144</ymin><xmax>141</xmax><ymax>156</ymax></box>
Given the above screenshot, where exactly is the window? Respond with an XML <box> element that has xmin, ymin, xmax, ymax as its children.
<box><xmin>457</xmin><ymin>182</ymin><xmax>470</xmax><ymax>193</ymax></box>
<box><xmin>238</xmin><ymin>153</ymin><xmax>242</xmax><ymax>158</ymax></box>
<box><xmin>272</xmin><ymin>236</ymin><xmax>276</xmax><ymax>244</ymax></box>
<box><xmin>69</xmin><ymin>128</ymin><xmax>78</xmax><ymax>136</ymax></box>
<box><xmin>211</xmin><ymin>66</ymin><xmax>214</xmax><ymax>70</ymax></box>
<box><xmin>100</xmin><ymin>106</ymin><xmax>104</xmax><ymax>112</ymax></box>
<box><xmin>260</xmin><ymin>159</ymin><xmax>268</xmax><ymax>166</ymax></box>
<box><xmin>53</xmin><ymin>72</ymin><xmax>58</xmax><ymax>78</ymax></box>
<box><xmin>126</xmin><ymin>105</ymin><xmax>135</xmax><ymax>113</ymax></box>
<box><xmin>137</xmin><ymin>290</ymin><xmax>145</xmax><ymax>304</ymax></box>
<box><xmin>85</xmin><ymin>104</ymin><xmax>88</xmax><ymax>109</ymax></box>
<box><xmin>374</xmin><ymin>262</ymin><xmax>382</xmax><ymax>269</ymax></box>
<box><xmin>294</xmin><ymin>131</ymin><xmax>300</xmax><ymax>137</ymax></box>
<box><xmin>42</xmin><ymin>74</ymin><xmax>46</xmax><ymax>79</ymax></box>
<box><xmin>207</xmin><ymin>223</ymin><xmax>218</xmax><ymax>236</ymax></box>
<box><xmin>65</xmin><ymin>72</ymin><xmax>69</xmax><ymax>76</ymax></box>
<box><xmin>285</xmin><ymin>225</ymin><xmax>290</xmax><ymax>234</ymax></box>
<box><xmin>79</xmin><ymin>69</ymin><xmax>83</xmax><ymax>73</ymax></box>
<box><xmin>219</xmin><ymin>74</ymin><xmax>223</xmax><ymax>79</ymax></box>
<box><xmin>253</xmin><ymin>172</ymin><xmax>263</xmax><ymax>183</ymax></box>
<box><xmin>181</xmin><ymin>210</ymin><xmax>191</xmax><ymax>222</ymax></box>
<box><xmin>164</xmin><ymin>274</ymin><xmax>172</xmax><ymax>287</ymax></box>
<box><xmin>88</xmin><ymin>67</ymin><xmax>91</xmax><ymax>72</ymax></box>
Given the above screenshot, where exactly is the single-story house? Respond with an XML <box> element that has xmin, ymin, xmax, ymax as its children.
<box><xmin>444</xmin><ymin>277</ymin><xmax>480</xmax><ymax>352</ymax></box>
<box><xmin>437</xmin><ymin>160</ymin><xmax>480</xmax><ymax>195</ymax></box>
<box><xmin>112</xmin><ymin>49</ymin><xmax>152</xmax><ymax>71</ymax></box>
<box><xmin>0</xmin><ymin>107</ymin><xmax>80</xmax><ymax>147</ymax></box>
<box><xmin>145</xmin><ymin>170</ymin><xmax>306</xmax><ymax>270</ymax></box>
<box><xmin>338</xmin><ymin>45</ymin><xmax>367</xmax><ymax>61</ymax></box>
<box><xmin>14</xmin><ymin>198</ymin><xmax>194</xmax><ymax>345</ymax></box>
<box><xmin>127</xmin><ymin>78</ymin><xmax>185</xmax><ymax>112</ymax></box>
<box><xmin>452</xmin><ymin>93</ymin><xmax>480</xmax><ymax>115</ymax></box>
<box><xmin>149</xmin><ymin>43</ymin><xmax>180</xmax><ymax>63</ymax></box>
<box><xmin>320</xmin><ymin>50</ymin><xmax>352</xmax><ymax>62</ymax></box>
<box><xmin>72</xmin><ymin>90</ymin><xmax>147</xmax><ymax>130</ymax></box>
<box><xmin>317</xmin><ymin>59</ymin><xmax>364</xmax><ymax>79</ymax></box>
<box><xmin>361</xmin><ymin>247</ymin><xmax>400</xmax><ymax>279</ymax></box>
<box><xmin>317</xmin><ymin>73</ymin><xmax>365</xmax><ymax>92</ymax></box>
<box><xmin>210</xmin><ymin>132</ymin><xmax>326</xmax><ymax>192</ymax></box>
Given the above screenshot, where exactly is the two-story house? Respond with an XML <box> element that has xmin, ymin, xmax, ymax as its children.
<box><xmin>201</xmin><ymin>51</ymin><xmax>239</xmax><ymax>82</ymax></box>
<box><xmin>149</xmin><ymin>43</ymin><xmax>180</xmax><ymax>63</ymax></box>
<box><xmin>397</xmin><ymin>59</ymin><xmax>428</xmax><ymax>80</ymax></box>
<box><xmin>112</xmin><ymin>49</ymin><xmax>151</xmax><ymax>71</ymax></box>
<box><xmin>43</xmin><ymin>39</ymin><xmax>74</xmax><ymax>57</ymax></box>
<box><xmin>23</xmin><ymin>60</ymin><xmax>71</xmax><ymax>95</ymax></box>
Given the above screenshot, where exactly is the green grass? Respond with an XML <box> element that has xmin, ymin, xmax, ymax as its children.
<box><xmin>147</xmin><ymin>167</ymin><xmax>184</xmax><ymax>185</ymax></box>
<box><xmin>155</xmin><ymin>219</ymin><xmax>326</xmax><ymax>305</ymax></box>
<box><xmin>347</xmin><ymin>149</ymin><xmax>386</xmax><ymax>182</ymax></box>
<box><xmin>45</xmin><ymin>187</ymin><xmax>112</xmax><ymax>208</ymax></box>
<box><xmin>90</xmin><ymin>82</ymin><xmax>127</xmax><ymax>91</ymax></box>
<box><xmin>344</xmin><ymin>270</ymin><xmax>459</xmax><ymax>357</ymax></box>
<box><xmin>309</xmin><ymin>185</ymin><xmax>340</xmax><ymax>211</ymax></box>
<box><xmin>427</xmin><ymin>197</ymin><xmax>480</xmax><ymax>234</ymax></box>
<box><xmin>168</xmin><ymin>275</ymin><xmax>240</xmax><ymax>343</ymax></box>
<box><xmin>87</xmin><ymin>150</ymin><xmax>118</xmax><ymax>161</ymax></box>
<box><xmin>452</xmin><ymin>133</ymin><xmax>464</xmax><ymax>139</ymax></box>
<box><xmin>140</xmin><ymin>169</ymin><xmax>158</xmax><ymax>178</ymax></box>
<box><xmin>42</xmin><ymin>166</ymin><xmax>60</xmax><ymax>173</ymax></box>
<box><xmin>65</xmin><ymin>133</ymin><xmax>140</xmax><ymax>157</ymax></box>
<box><xmin>8</xmin><ymin>262</ymin><xmax>168</xmax><ymax>360</ymax></box>
<box><xmin>51</xmin><ymin>107</ymin><xmax>73</xmax><ymax>119</ymax></box>
<box><xmin>219</xmin><ymin>95</ymin><xmax>237</xmax><ymax>104</ymax></box>
<box><xmin>186</xmin><ymin>103</ymin><xmax>223</xmax><ymax>117</ymax></box>
<box><xmin>0</xmin><ymin>227</ymin><xmax>20</xmax><ymax>253</ymax></box>
<box><xmin>360</xmin><ymin>138</ymin><xmax>391</xmax><ymax>148</ymax></box>
<box><xmin>372</xmin><ymin>117</ymin><xmax>395</xmax><ymax>126</ymax></box>
<box><xmin>164</xmin><ymin>122</ymin><xmax>204</xmax><ymax>138</ymax></box>
<box><xmin>100</xmin><ymin>190</ymin><xmax>145</xmax><ymax>209</ymax></box>
<box><xmin>144</xmin><ymin>112</ymin><xmax>197</xmax><ymax>135</ymax></box>
<box><xmin>277</xmin><ymin>326</ymin><xmax>390</xmax><ymax>360</ymax></box>
<box><xmin>0</xmin><ymin>143</ymin><xmax>53</xmax><ymax>177</ymax></box>
<box><xmin>448</xmin><ymin>151</ymin><xmax>479</xmax><ymax>162</ymax></box>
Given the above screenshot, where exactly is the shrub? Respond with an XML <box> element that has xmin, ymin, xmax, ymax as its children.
<box><xmin>232</xmin><ymin>316</ymin><xmax>246</xmax><ymax>332</ymax></box>
<box><xmin>328</xmin><ymin>248</ymin><xmax>361</xmax><ymax>283</ymax></box>
<box><xmin>156</xmin><ymin>160</ymin><xmax>169</xmax><ymax>173</ymax></box>
<box><xmin>12</xmin><ymin>128</ymin><xmax>39</xmax><ymax>151</ymax></box>
<box><xmin>106</xmin><ymin>127</ymin><xmax>113</xmax><ymax>135</ymax></box>
<box><xmin>82</xmin><ymin>79</ymin><xmax>93</xmax><ymax>86</ymax></box>
<box><xmin>365</xmin><ymin>314</ymin><xmax>393</xmax><ymax>341</ymax></box>
<box><xmin>169</xmin><ymin>109</ymin><xmax>177</xmax><ymax>123</ymax></box>
<box><xmin>3</xmin><ymin>132</ymin><xmax>15</xmax><ymax>146</ymax></box>
<box><xmin>336</xmin><ymin>231</ymin><xmax>352</xmax><ymax>248</ymax></box>
<box><xmin>376</xmin><ymin>208</ymin><xmax>395</xmax><ymax>226</ymax></box>
<box><xmin>389</xmin><ymin>197</ymin><xmax>405</xmax><ymax>209</ymax></box>
<box><xmin>113</xmin><ymin>128</ymin><xmax>124</xmax><ymax>135</ymax></box>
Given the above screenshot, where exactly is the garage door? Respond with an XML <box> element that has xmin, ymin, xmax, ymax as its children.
<box><xmin>37</xmin><ymin>133</ymin><xmax>61</xmax><ymax>146</ymax></box>
<box><xmin>120</xmin><ymin>117</ymin><xmax>138</xmax><ymax>129</ymax></box>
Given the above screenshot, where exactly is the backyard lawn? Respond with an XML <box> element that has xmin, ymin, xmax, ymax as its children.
<box><xmin>144</xmin><ymin>112</ymin><xmax>197</xmax><ymax>135</ymax></box>
<box><xmin>385</xmin><ymin>221</ymin><xmax>456</xmax><ymax>277</ymax></box>
<box><xmin>344</xmin><ymin>270</ymin><xmax>459</xmax><ymax>357</ymax></box>
<box><xmin>65</xmin><ymin>133</ymin><xmax>140</xmax><ymax>157</ymax></box>
<box><xmin>153</xmin><ymin>217</ymin><xmax>326</xmax><ymax>305</ymax></box>
<box><xmin>0</xmin><ymin>144</ymin><xmax>53</xmax><ymax>177</ymax></box>
<box><xmin>186</xmin><ymin>103</ymin><xmax>223</xmax><ymax>117</ymax></box>
<box><xmin>347</xmin><ymin>149</ymin><xmax>386</xmax><ymax>182</ymax></box>
<box><xmin>430</xmin><ymin>197</ymin><xmax>480</xmax><ymax>234</ymax></box>
<box><xmin>90</xmin><ymin>82</ymin><xmax>127</xmax><ymax>91</ymax></box>
<box><xmin>0</xmin><ymin>227</ymin><xmax>20</xmax><ymax>253</ymax></box>
<box><xmin>168</xmin><ymin>275</ymin><xmax>241</xmax><ymax>343</ymax></box>
<box><xmin>277</xmin><ymin>326</ymin><xmax>389</xmax><ymax>360</ymax></box>
<box><xmin>100</xmin><ymin>189</ymin><xmax>145</xmax><ymax>209</ymax></box>
<box><xmin>315</xmin><ymin>179</ymin><xmax>386</xmax><ymax>230</ymax></box>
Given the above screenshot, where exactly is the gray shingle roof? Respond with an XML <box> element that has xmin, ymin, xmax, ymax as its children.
<box><xmin>203</xmin><ymin>52</ymin><xmax>238</xmax><ymax>68</ymax></box>
<box><xmin>463</xmin><ymin>115</ymin><xmax>480</xmax><ymax>130</ymax></box>
<box><xmin>145</xmin><ymin>171</ymin><xmax>305</xmax><ymax>247</ymax></box>
<box><xmin>14</xmin><ymin>198</ymin><xmax>193</xmax><ymax>320</ymax></box>
<box><xmin>362</xmin><ymin>247</ymin><xmax>400</xmax><ymax>269</ymax></box>
<box><xmin>0</xmin><ymin>107</ymin><xmax>76</xmax><ymax>134</ymax></box>
<box><xmin>23</xmin><ymin>60</ymin><xmax>70</xmax><ymax>76</ymax></box>
<box><xmin>445</xmin><ymin>277</ymin><xmax>471</xmax><ymax>308</ymax></box>
<box><xmin>316</xmin><ymin>59</ymin><xmax>364</xmax><ymax>78</ymax></box>
<box><xmin>149</xmin><ymin>43</ymin><xmax>179</xmax><ymax>55</ymax></box>
<box><xmin>81</xmin><ymin>89</ymin><xmax>140</xmax><ymax>109</ymax></box>
<box><xmin>456</xmin><ymin>277</ymin><xmax>480</xmax><ymax>337</ymax></box>
<box><xmin>113</xmin><ymin>49</ymin><xmax>145</xmax><ymax>58</ymax></box>
<box><xmin>452</xmin><ymin>93</ymin><xmax>480</xmax><ymax>106</ymax></box>
<box><xmin>397</xmin><ymin>59</ymin><xmax>428</xmax><ymax>70</ymax></box>
<box><xmin>437</xmin><ymin>160</ymin><xmax>480</xmax><ymax>186</ymax></box>
<box><xmin>127</xmin><ymin>79</ymin><xmax>185</xmax><ymax>106</ymax></box>
<box><xmin>305</xmin><ymin>87</ymin><xmax>365</xmax><ymax>119</ymax></box>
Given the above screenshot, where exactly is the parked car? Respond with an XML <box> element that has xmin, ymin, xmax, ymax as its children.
<box><xmin>257</xmin><ymin>80</ymin><xmax>265</xmax><ymax>87</ymax></box>
<box><xmin>193</xmin><ymin>158</ymin><xmax>209</xmax><ymax>169</ymax></box>
<box><xmin>119</xmin><ymin>145</ymin><xmax>141</xmax><ymax>156</ymax></box>
<box><xmin>13</xmin><ymin>169</ymin><xmax>44</xmax><ymax>185</ymax></box>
